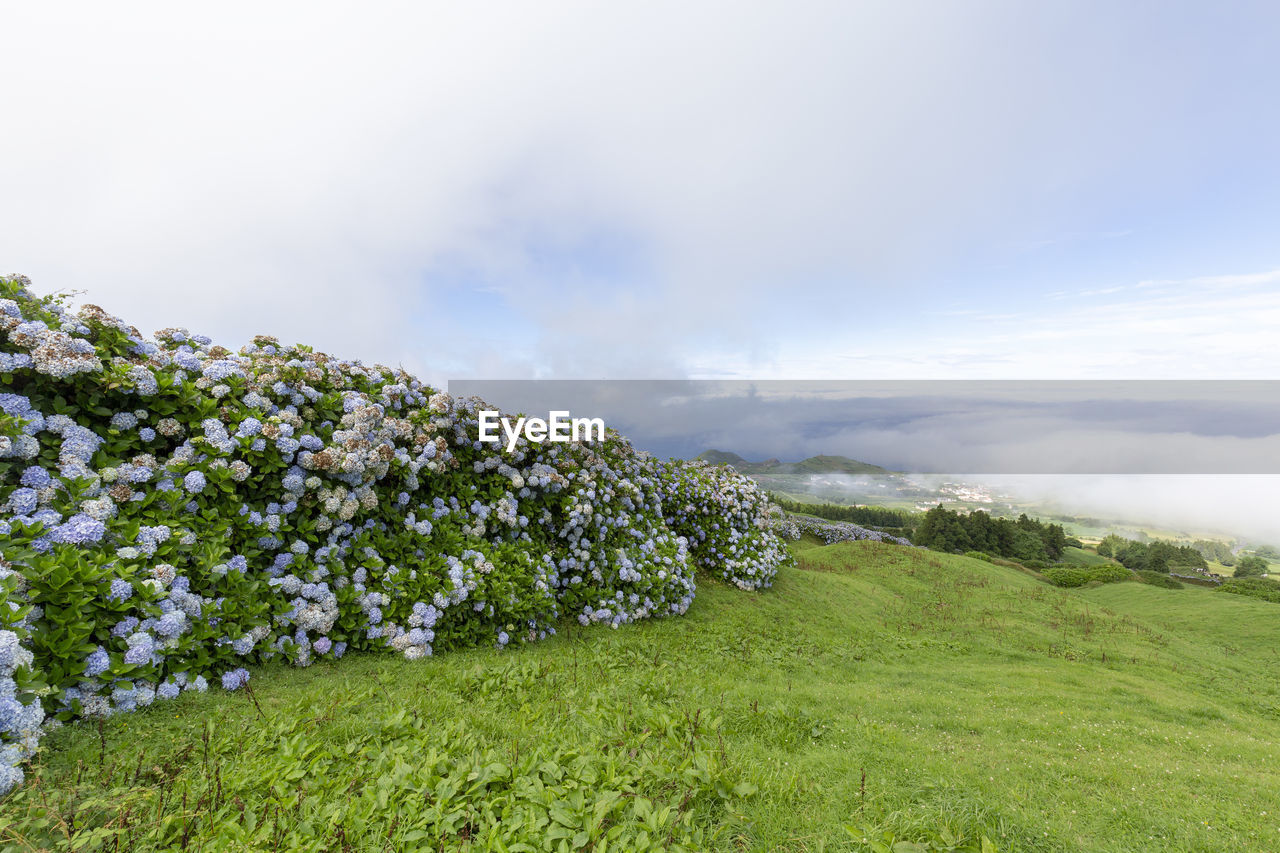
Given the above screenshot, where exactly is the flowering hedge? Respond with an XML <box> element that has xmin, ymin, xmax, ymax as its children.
<box><xmin>660</xmin><ymin>461</ymin><xmax>790</xmax><ymax>591</ymax></box>
<box><xmin>772</xmin><ymin>513</ymin><xmax>914</xmax><ymax>547</ymax></box>
<box><xmin>0</xmin><ymin>274</ymin><xmax>791</xmax><ymax>794</ymax></box>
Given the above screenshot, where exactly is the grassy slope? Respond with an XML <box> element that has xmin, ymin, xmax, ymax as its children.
<box><xmin>1205</xmin><ymin>559</ymin><xmax>1235</xmax><ymax>577</ymax></box>
<box><xmin>1055</xmin><ymin>546</ymin><xmax>1115</xmax><ymax>568</ymax></box>
<box><xmin>6</xmin><ymin>543</ymin><xmax>1280</xmax><ymax>851</ymax></box>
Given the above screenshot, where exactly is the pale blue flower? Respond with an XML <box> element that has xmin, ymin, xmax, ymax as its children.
<box><xmin>220</xmin><ymin>668</ymin><xmax>250</xmax><ymax>690</ymax></box>
<box><xmin>84</xmin><ymin>647</ymin><xmax>110</xmax><ymax>677</ymax></box>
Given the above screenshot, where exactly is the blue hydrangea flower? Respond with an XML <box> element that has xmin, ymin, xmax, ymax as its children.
<box><xmin>123</xmin><ymin>632</ymin><xmax>156</xmax><ymax>665</ymax></box>
<box><xmin>19</xmin><ymin>466</ymin><xmax>50</xmax><ymax>488</ymax></box>
<box><xmin>50</xmin><ymin>513</ymin><xmax>107</xmax><ymax>545</ymax></box>
<box><xmin>7</xmin><ymin>488</ymin><xmax>38</xmax><ymax>516</ymax></box>
<box><xmin>155</xmin><ymin>612</ymin><xmax>187</xmax><ymax>638</ymax></box>
<box><xmin>84</xmin><ymin>647</ymin><xmax>110</xmax><ymax>677</ymax></box>
<box><xmin>220</xmin><ymin>668</ymin><xmax>250</xmax><ymax>691</ymax></box>
<box><xmin>107</xmin><ymin>578</ymin><xmax>133</xmax><ymax>601</ymax></box>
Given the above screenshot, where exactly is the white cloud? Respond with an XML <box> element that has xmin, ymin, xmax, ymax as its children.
<box><xmin>724</xmin><ymin>268</ymin><xmax>1280</xmax><ymax>379</ymax></box>
<box><xmin>5</xmin><ymin>2</ymin><xmax>1277</xmax><ymax>381</ymax></box>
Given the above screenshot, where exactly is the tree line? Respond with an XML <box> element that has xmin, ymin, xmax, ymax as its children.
<box><xmin>912</xmin><ymin>506</ymin><xmax>1067</xmax><ymax>563</ymax></box>
<box><xmin>1096</xmin><ymin>535</ymin><xmax>1207</xmax><ymax>573</ymax></box>
<box><xmin>1191</xmin><ymin>539</ymin><xmax>1235</xmax><ymax>566</ymax></box>
<box><xmin>770</xmin><ymin>496</ymin><xmax>917</xmax><ymax>531</ymax></box>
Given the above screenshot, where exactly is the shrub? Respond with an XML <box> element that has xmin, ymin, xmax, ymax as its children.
<box><xmin>1234</xmin><ymin>555</ymin><xmax>1269</xmax><ymax>578</ymax></box>
<box><xmin>1085</xmin><ymin>565</ymin><xmax>1134</xmax><ymax>584</ymax></box>
<box><xmin>662</xmin><ymin>461</ymin><xmax>791</xmax><ymax>591</ymax></box>
<box><xmin>1218</xmin><ymin>577</ymin><xmax>1280</xmax><ymax>604</ymax></box>
<box><xmin>1041</xmin><ymin>568</ymin><xmax>1089</xmax><ymax>588</ymax></box>
<box><xmin>772</xmin><ymin>514</ymin><xmax>913</xmax><ymax>548</ymax></box>
<box><xmin>0</xmin><ymin>275</ymin><xmax>802</xmax><ymax>793</ymax></box>
<box><xmin>1136</xmin><ymin>570</ymin><xmax>1183</xmax><ymax>589</ymax></box>
<box><xmin>963</xmin><ymin>551</ymin><xmax>995</xmax><ymax>563</ymax></box>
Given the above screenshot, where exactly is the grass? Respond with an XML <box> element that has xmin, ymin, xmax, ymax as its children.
<box><xmin>5</xmin><ymin>543</ymin><xmax>1280</xmax><ymax>851</ymax></box>
<box><xmin>1054</xmin><ymin>547</ymin><xmax>1115</xmax><ymax>568</ymax></box>
<box><xmin>1205</xmin><ymin>560</ymin><xmax>1235</xmax><ymax>577</ymax></box>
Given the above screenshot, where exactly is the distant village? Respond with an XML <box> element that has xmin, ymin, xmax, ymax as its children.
<box><xmin>913</xmin><ymin>481</ymin><xmax>1003</xmax><ymax>512</ymax></box>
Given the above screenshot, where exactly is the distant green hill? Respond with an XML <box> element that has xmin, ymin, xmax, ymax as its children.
<box><xmin>696</xmin><ymin>449</ymin><xmax>891</xmax><ymax>476</ymax></box>
<box><xmin>791</xmin><ymin>454</ymin><xmax>890</xmax><ymax>475</ymax></box>
<box><xmin>696</xmin><ymin>449</ymin><xmax>751</xmax><ymax>466</ymax></box>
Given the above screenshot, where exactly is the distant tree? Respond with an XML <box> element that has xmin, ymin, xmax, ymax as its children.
<box><xmin>1192</xmin><ymin>539</ymin><xmax>1235</xmax><ymax>565</ymax></box>
<box><xmin>1042</xmin><ymin>523</ymin><xmax>1068</xmax><ymax>560</ymax></box>
<box><xmin>1254</xmin><ymin>545</ymin><xmax>1280</xmax><ymax>561</ymax></box>
<box><xmin>913</xmin><ymin>506</ymin><xmax>1072</xmax><ymax>564</ymax></box>
<box><xmin>967</xmin><ymin>510</ymin><xmax>998</xmax><ymax>553</ymax></box>
<box><xmin>1008</xmin><ymin>527</ymin><xmax>1048</xmax><ymax>563</ymax></box>
<box><xmin>1096</xmin><ymin>534</ymin><xmax>1129</xmax><ymax>559</ymax></box>
<box><xmin>1235</xmin><ymin>555</ymin><xmax>1269</xmax><ymax>578</ymax></box>
<box><xmin>1111</xmin><ymin>537</ymin><xmax>1206</xmax><ymax>575</ymax></box>
<box><xmin>1114</xmin><ymin>541</ymin><xmax>1150</xmax><ymax>571</ymax></box>
<box><xmin>914</xmin><ymin>506</ymin><xmax>975</xmax><ymax>554</ymax></box>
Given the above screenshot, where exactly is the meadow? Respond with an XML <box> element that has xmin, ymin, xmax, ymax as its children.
<box><xmin>5</xmin><ymin>539</ymin><xmax>1279</xmax><ymax>851</ymax></box>
<box><xmin>1053</xmin><ymin>547</ymin><xmax>1116</xmax><ymax>568</ymax></box>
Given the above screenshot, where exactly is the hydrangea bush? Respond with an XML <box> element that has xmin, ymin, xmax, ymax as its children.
<box><xmin>659</xmin><ymin>460</ymin><xmax>791</xmax><ymax>591</ymax></box>
<box><xmin>0</xmin><ymin>274</ymin><xmax>792</xmax><ymax>794</ymax></box>
<box><xmin>772</xmin><ymin>513</ymin><xmax>914</xmax><ymax>547</ymax></box>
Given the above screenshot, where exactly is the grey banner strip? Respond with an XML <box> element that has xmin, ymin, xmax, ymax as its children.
<box><xmin>446</xmin><ymin>380</ymin><xmax>1280</xmax><ymax>475</ymax></box>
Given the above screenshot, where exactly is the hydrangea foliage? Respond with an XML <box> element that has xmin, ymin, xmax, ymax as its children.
<box><xmin>0</xmin><ymin>274</ymin><xmax>793</xmax><ymax>794</ymax></box>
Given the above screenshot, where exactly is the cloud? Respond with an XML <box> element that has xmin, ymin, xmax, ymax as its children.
<box><xmin>979</xmin><ymin>475</ymin><xmax>1280</xmax><ymax>546</ymax></box>
<box><xmin>716</xmin><ymin>269</ymin><xmax>1280</xmax><ymax>379</ymax></box>
<box><xmin>4</xmin><ymin>2</ymin><xmax>1279</xmax><ymax>380</ymax></box>
<box><xmin>449</xmin><ymin>379</ymin><xmax>1280</xmax><ymax>472</ymax></box>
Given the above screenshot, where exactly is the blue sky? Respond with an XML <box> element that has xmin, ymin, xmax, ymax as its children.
<box><xmin>2</xmin><ymin>1</ymin><xmax>1279</xmax><ymax>383</ymax></box>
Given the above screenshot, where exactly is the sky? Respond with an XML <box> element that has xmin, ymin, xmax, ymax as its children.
<box><xmin>3</xmin><ymin>2</ymin><xmax>1279</xmax><ymax>538</ymax></box>
<box><xmin>4</xmin><ymin>1</ymin><xmax>1279</xmax><ymax>383</ymax></box>
<box><xmin>449</xmin><ymin>381</ymin><xmax>1280</xmax><ymax>475</ymax></box>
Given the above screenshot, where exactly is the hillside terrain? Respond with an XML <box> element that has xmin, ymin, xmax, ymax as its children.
<box><xmin>697</xmin><ymin>452</ymin><xmax>1270</xmax><ymax>556</ymax></box>
<box><xmin>7</xmin><ymin>540</ymin><xmax>1280</xmax><ymax>851</ymax></box>
<box><xmin>697</xmin><ymin>450</ymin><xmax>892</xmax><ymax>477</ymax></box>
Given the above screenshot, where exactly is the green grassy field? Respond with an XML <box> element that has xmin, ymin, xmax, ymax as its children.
<box><xmin>1054</xmin><ymin>547</ymin><xmax>1116</xmax><ymax>568</ymax></box>
<box><xmin>1205</xmin><ymin>560</ymin><xmax>1235</xmax><ymax>577</ymax></box>
<box><xmin>5</xmin><ymin>542</ymin><xmax>1280</xmax><ymax>851</ymax></box>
